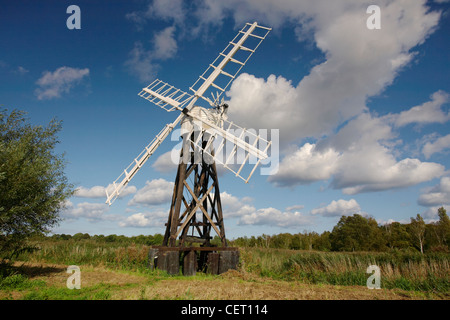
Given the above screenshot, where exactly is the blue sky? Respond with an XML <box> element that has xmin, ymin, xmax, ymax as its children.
<box><xmin>1</xmin><ymin>0</ymin><xmax>450</xmax><ymax>239</ymax></box>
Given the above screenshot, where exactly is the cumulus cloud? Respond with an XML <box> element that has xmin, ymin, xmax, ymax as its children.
<box><xmin>286</xmin><ymin>204</ymin><xmax>305</xmax><ymax>211</ymax></box>
<box><xmin>220</xmin><ymin>191</ymin><xmax>256</xmax><ymax>218</ymax></box>
<box><xmin>422</xmin><ymin>134</ymin><xmax>450</xmax><ymax>159</ymax></box>
<box><xmin>123</xmin><ymin>189</ymin><xmax>312</xmax><ymax>228</ymax></box>
<box><xmin>128</xmin><ymin>178</ymin><xmax>174</xmax><ymax>206</ymax></box>
<box><xmin>123</xmin><ymin>0</ymin><xmax>446</xmax><ymax>197</ymax></box>
<box><xmin>61</xmin><ymin>201</ymin><xmax>119</xmax><ymax>222</ymax></box>
<box><xmin>418</xmin><ymin>177</ymin><xmax>450</xmax><ymax>207</ymax></box>
<box><xmin>269</xmin><ymin>112</ymin><xmax>445</xmax><ymax>194</ymax></box>
<box><xmin>217</xmin><ymin>192</ymin><xmax>312</xmax><ymax>228</ymax></box>
<box><xmin>326</xmin><ymin>114</ymin><xmax>444</xmax><ymax>194</ymax></box>
<box><xmin>125</xmin><ymin>26</ymin><xmax>177</xmax><ymax>82</ymax></box>
<box><xmin>126</xmin><ymin>0</ymin><xmax>185</xmax><ymax>29</ymax></box>
<box><xmin>152</xmin><ymin>151</ymin><xmax>178</xmax><ymax>173</ymax></box>
<box><xmin>119</xmin><ymin>210</ymin><xmax>168</xmax><ymax>228</ymax></box>
<box><xmin>152</xmin><ymin>26</ymin><xmax>178</xmax><ymax>59</ymax></box>
<box><xmin>311</xmin><ymin>199</ymin><xmax>362</xmax><ymax>217</ymax></box>
<box><xmin>394</xmin><ymin>90</ymin><xmax>450</xmax><ymax>127</ymax></box>
<box><xmin>226</xmin><ymin>1</ymin><xmax>441</xmax><ymax>143</ymax></box>
<box><xmin>238</xmin><ymin>207</ymin><xmax>314</xmax><ymax>228</ymax></box>
<box><xmin>268</xmin><ymin>143</ymin><xmax>339</xmax><ymax>187</ymax></box>
<box><xmin>421</xmin><ymin>205</ymin><xmax>450</xmax><ymax>221</ymax></box>
<box><xmin>16</xmin><ymin>66</ymin><xmax>29</xmax><ymax>75</ymax></box>
<box><xmin>75</xmin><ymin>184</ymin><xmax>137</xmax><ymax>199</ymax></box>
<box><xmin>35</xmin><ymin>66</ymin><xmax>89</xmax><ymax>100</ymax></box>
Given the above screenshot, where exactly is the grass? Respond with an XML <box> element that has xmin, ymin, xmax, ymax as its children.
<box><xmin>1</xmin><ymin>239</ymin><xmax>448</xmax><ymax>299</ymax></box>
<box><xmin>14</xmin><ymin>240</ymin><xmax>151</xmax><ymax>272</ymax></box>
<box><xmin>239</xmin><ymin>247</ymin><xmax>449</xmax><ymax>294</ymax></box>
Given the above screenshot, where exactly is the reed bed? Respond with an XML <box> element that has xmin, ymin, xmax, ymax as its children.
<box><xmin>14</xmin><ymin>240</ymin><xmax>450</xmax><ymax>294</ymax></box>
<box><xmin>16</xmin><ymin>240</ymin><xmax>151</xmax><ymax>272</ymax></box>
<box><xmin>240</xmin><ymin>247</ymin><xmax>449</xmax><ymax>293</ymax></box>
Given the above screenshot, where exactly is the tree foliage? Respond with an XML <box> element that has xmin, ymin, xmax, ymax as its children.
<box><xmin>436</xmin><ymin>207</ymin><xmax>450</xmax><ymax>246</ymax></box>
<box><xmin>40</xmin><ymin>209</ymin><xmax>450</xmax><ymax>254</ymax></box>
<box><xmin>408</xmin><ymin>214</ymin><xmax>426</xmax><ymax>254</ymax></box>
<box><xmin>329</xmin><ymin>214</ymin><xmax>385</xmax><ymax>252</ymax></box>
<box><xmin>0</xmin><ymin>109</ymin><xmax>74</xmax><ymax>259</ymax></box>
<box><xmin>231</xmin><ymin>209</ymin><xmax>450</xmax><ymax>253</ymax></box>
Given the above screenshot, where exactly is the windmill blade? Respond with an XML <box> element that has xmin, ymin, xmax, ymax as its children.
<box><xmin>184</xmin><ymin>109</ymin><xmax>268</xmax><ymax>160</ymax></box>
<box><xmin>189</xmin><ymin>22</ymin><xmax>271</xmax><ymax>107</ymax></box>
<box><xmin>105</xmin><ymin>113</ymin><xmax>184</xmax><ymax>206</ymax></box>
<box><xmin>138</xmin><ymin>79</ymin><xmax>194</xmax><ymax>112</ymax></box>
<box><xmin>183</xmin><ymin>115</ymin><xmax>271</xmax><ymax>183</ymax></box>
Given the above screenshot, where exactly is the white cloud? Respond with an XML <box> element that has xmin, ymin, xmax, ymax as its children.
<box><xmin>422</xmin><ymin>134</ymin><xmax>450</xmax><ymax>159</ymax></box>
<box><xmin>119</xmin><ymin>210</ymin><xmax>168</xmax><ymax>228</ymax></box>
<box><xmin>418</xmin><ymin>177</ymin><xmax>450</xmax><ymax>207</ymax></box>
<box><xmin>220</xmin><ymin>191</ymin><xmax>256</xmax><ymax>218</ymax></box>
<box><xmin>61</xmin><ymin>201</ymin><xmax>119</xmax><ymax>222</ymax></box>
<box><xmin>421</xmin><ymin>205</ymin><xmax>450</xmax><ymax>221</ymax></box>
<box><xmin>128</xmin><ymin>178</ymin><xmax>174</xmax><ymax>206</ymax></box>
<box><xmin>328</xmin><ymin>113</ymin><xmax>445</xmax><ymax>194</ymax></box>
<box><xmin>126</xmin><ymin>0</ymin><xmax>185</xmax><ymax>29</ymax></box>
<box><xmin>218</xmin><ymin>192</ymin><xmax>311</xmax><ymax>228</ymax></box>
<box><xmin>123</xmin><ymin>0</ymin><xmax>445</xmax><ymax>197</ymax></box>
<box><xmin>35</xmin><ymin>66</ymin><xmax>89</xmax><ymax>100</ymax></box>
<box><xmin>238</xmin><ymin>207</ymin><xmax>314</xmax><ymax>228</ymax></box>
<box><xmin>125</xmin><ymin>0</ymin><xmax>442</xmax><ymax>142</ymax></box>
<box><xmin>130</xmin><ymin>188</ymin><xmax>311</xmax><ymax>228</ymax></box>
<box><xmin>269</xmin><ymin>112</ymin><xmax>445</xmax><ymax>194</ymax></box>
<box><xmin>394</xmin><ymin>90</ymin><xmax>450</xmax><ymax>127</ymax></box>
<box><xmin>338</xmin><ymin>158</ymin><xmax>444</xmax><ymax>195</ymax></box>
<box><xmin>16</xmin><ymin>66</ymin><xmax>29</xmax><ymax>75</ymax></box>
<box><xmin>224</xmin><ymin>1</ymin><xmax>441</xmax><ymax>143</ymax></box>
<box><xmin>311</xmin><ymin>199</ymin><xmax>362</xmax><ymax>217</ymax></box>
<box><xmin>75</xmin><ymin>184</ymin><xmax>137</xmax><ymax>199</ymax></box>
<box><xmin>125</xmin><ymin>42</ymin><xmax>158</xmax><ymax>83</ymax></box>
<box><xmin>327</xmin><ymin>113</ymin><xmax>445</xmax><ymax>194</ymax></box>
<box><xmin>152</xmin><ymin>26</ymin><xmax>178</xmax><ymax>60</ymax></box>
<box><xmin>125</xmin><ymin>26</ymin><xmax>178</xmax><ymax>82</ymax></box>
<box><xmin>286</xmin><ymin>204</ymin><xmax>305</xmax><ymax>211</ymax></box>
<box><xmin>152</xmin><ymin>151</ymin><xmax>178</xmax><ymax>173</ymax></box>
<box><xmin>268</xmin><ymin>143</ymin><xmax>339</xmax><ymax>187</ymax></box>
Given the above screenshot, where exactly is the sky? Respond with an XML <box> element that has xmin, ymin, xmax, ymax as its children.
<box><xmin>1</xmin><ymin>0</ymin><xmax>450</xmax><ymax>239</ymax></box>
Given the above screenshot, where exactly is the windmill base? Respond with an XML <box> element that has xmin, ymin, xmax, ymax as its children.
<box><xmin>148</xmin><ymin>246</ymin><xmax>239</xmax><ymax>276</ymax></box>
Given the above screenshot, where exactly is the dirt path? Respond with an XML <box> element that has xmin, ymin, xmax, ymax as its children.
<box><xmin>1</xmin><ymin>262</ymin><xmax>439</xmax><ymax>300</ymax></box>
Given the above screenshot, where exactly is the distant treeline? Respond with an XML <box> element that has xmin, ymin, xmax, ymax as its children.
<box><xmin>49</xmin><ymin>207</ymin><xmax>450</xmax><ymax>254</ymax></box>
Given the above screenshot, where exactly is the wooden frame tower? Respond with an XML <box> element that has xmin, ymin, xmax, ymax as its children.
<box><xmin>163</xmin><ymin>140</ymin><xmax>227</xmax><ymax>248</ymax></box>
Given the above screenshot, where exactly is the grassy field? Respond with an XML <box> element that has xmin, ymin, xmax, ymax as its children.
<box><xmin>0</xmin><ymin>239</ymin><xmax>448</xmax><ymax>300</ymax></box>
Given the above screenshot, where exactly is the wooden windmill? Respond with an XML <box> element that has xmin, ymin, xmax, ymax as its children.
<box><xmin>106</xmin><ymin>22</ymin><xmax>271</xmax><ymax>274</ymax></box>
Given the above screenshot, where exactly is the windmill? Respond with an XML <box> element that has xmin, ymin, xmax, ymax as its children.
<box><xmin>106</xmin><ymin>22</ymin><xmax>272</xmax><ymax>275</ymax></box>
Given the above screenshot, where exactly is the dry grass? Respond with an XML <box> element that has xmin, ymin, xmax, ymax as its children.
<box><xmin>134</xmin><ymin>270</ymin><xmax>421</xmax><ymax>300</ymax></box>
<box><xmin>1</xmin><ymin>262</ymin><xmax>439</xmax><ymax>300</ymax></box>
<box><xmin>8</xmin><ymin>241</ymin><xmax>449</xmax><ymax>299</ymax></box>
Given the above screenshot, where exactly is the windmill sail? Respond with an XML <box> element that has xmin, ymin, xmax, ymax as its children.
<box><xmin>106</xmin><ymin>22</ymin><xmax>272</xmax><ymax>205</ymax></box>
<box><xmin>138</xmin><ymin>79</ymin><xmax>194</xmax><ymax>112</ymax></box>
<box><xmin>183</xmin><ymin>117</ymin><xmax>271</xmax><ymax>183</ymax></box>
<box><xmin>138</xmin><ymin>22</ymin><xmax>271</xmax><ymax>114</ymax></box>
<box><xmin>105</xmin><ymin>114</ymin><xmax>184</xmax><ymax>205</ymax></box>
<box><xmin>190</xmin><ymin>22</ymin><xmax>271</xmax><ymax>107</ymax></box>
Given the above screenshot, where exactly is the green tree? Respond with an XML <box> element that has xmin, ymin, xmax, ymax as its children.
<box><xmin>271</xmin><ymin>233</ymin><xmax>291</xmax><ymax>249</ymax></box>
<box><xmin>383</xmin><ymin>222</ymin><xmax>411</xmax><ymax>250</ymax></box>
<box><xmin>72</xmin><ymin>233</ymin><xmax>90</xmax><ymax>241</ymax></box>
<box><xmin>408</xmin><ymin>214</ymin><xmax>426</xmax><ymax>254</ymax></box>
<box><xmin>313</xmin><ymin>231</ymin><xmax>332</xmax><ymax>251</ymax></box>
<box><xmin>0</xmin><ymin>109</ymin><xmax>74</xmax><ymax>260</ymax></box>
<box><xmin>329</xmin><ymin>214</ymin><xmax>385</xmax><ymax>252</ymax></box>
<box><xmin>436</xmin><ymin>207</ymin><xmax>450</xmax><ymax>247</ymax></box>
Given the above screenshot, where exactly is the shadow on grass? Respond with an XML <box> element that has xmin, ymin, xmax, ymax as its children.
<box><xmin>1</xmin><ymin>260</ymin><xmax>65</xmax><ymax>279</ymax></box>
<box><xmin>16</xmin><ymin>263</ymin><xmax>65</xmax><ymax>278</ymax></box>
